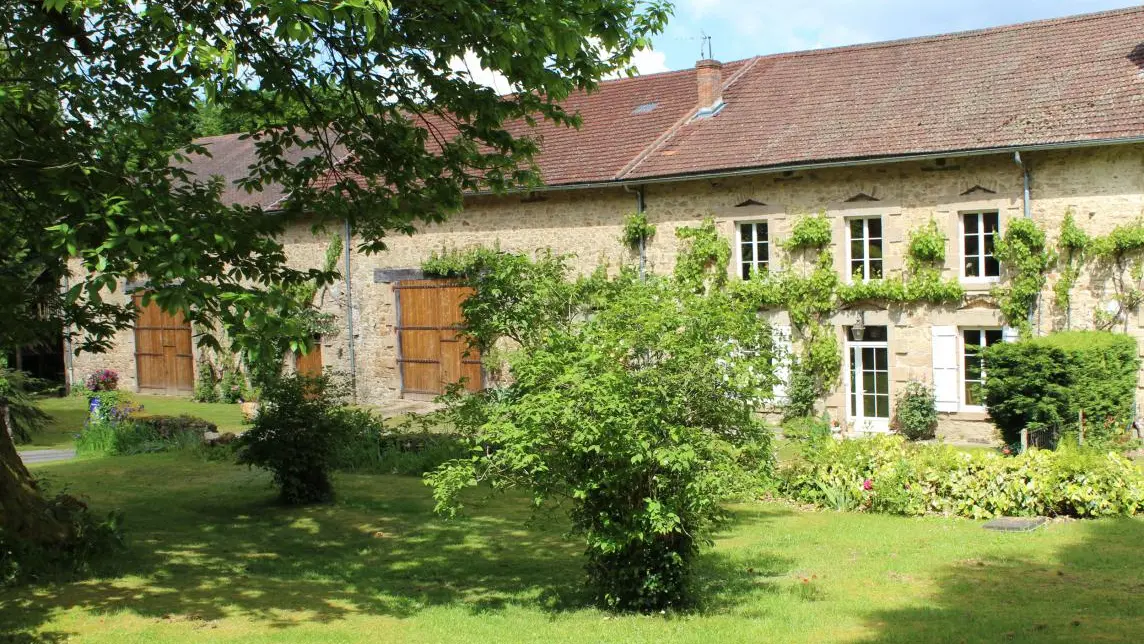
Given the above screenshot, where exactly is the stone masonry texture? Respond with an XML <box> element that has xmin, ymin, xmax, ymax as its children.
<box><xmin>70</xmin><ymin>144</ymin><xmax>1144</xmax><ymax>443</ymax></box>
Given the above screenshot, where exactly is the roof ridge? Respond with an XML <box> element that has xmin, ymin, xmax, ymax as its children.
<box><xmin>754</xmin><ymin>5</ymin><xmax>1144</xmax><ymax>62</ymax></box>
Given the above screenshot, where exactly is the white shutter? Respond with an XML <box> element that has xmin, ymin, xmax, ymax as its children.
<box><xmin>772</xmin><ymin>325</ymin><xmax>793</xmax><ymax>403</ymax></box>
<box><xmin>931</xmin><ymin>325</ymin><xmax>960</xmax><ymax>412</ymax></box>
<box><xmin>1001</xmin><ymin>326</ymin><xmax>1019</xmax><ymax>343</ymax></box>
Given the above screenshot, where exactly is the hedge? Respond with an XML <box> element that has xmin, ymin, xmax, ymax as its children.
<box><xmin>984</xmin><ymin>331</ymin><xmax>1139</xmax><ymax>447</ymax></box>
<box><xmin>780</xmin><ymin>435</ymin><xmax>1144</xmax><ymax>519</ymax></box>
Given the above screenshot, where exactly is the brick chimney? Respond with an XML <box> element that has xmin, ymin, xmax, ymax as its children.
<box><xmin>695</xmin><ymin>59</ymin><xmax>724</xmax><ymax>118</ymax></box>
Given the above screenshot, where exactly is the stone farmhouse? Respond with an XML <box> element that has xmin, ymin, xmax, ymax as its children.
<box><xmin>72</xmin><ymin>7</ymin><xmax>1144</xmax><ymax>442</ymax></box>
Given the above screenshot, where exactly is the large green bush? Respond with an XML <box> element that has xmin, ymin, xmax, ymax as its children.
<box><xmin>236</xmin><ymin>373</ymin><xmax>354</xmax><ymax>504</ymax></box>
<box><xmin>428</xmin><ymin>275</ymin><xmax>777</xmax><ymax>612</ymax></box>
<box><xmin>780</xmin><ymin>435</ymin><xmax>1143</xmax><ymax>519</ymax></box>
<box><xmin>984</xmin><ymin>331</ymin><xmax>1139</xmax><ymax>447</ymax></box>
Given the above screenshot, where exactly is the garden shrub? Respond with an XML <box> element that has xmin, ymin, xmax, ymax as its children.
<box><xmin>984</xmin><ymin>331</ymin><xmax>1139</xmax><ymax>448</ymax></box>
<box><xmin>76</xmin><ymin>407</ymin><xmax>212</xmax><ymax>456</ymax></box>
<box><xmin>331</xmin><ymin>409</ymin><xmax>469</xmax><ymax>476</ymax></box>
<box><xmin>218</xmin><ymin>366</ymin><xmax>247</xmax><ymax>403</ymax></box>
<box><xmin>193</xmin><ymin>359</ymin><xmax>219</xmax><ymax>402</ymax></box>
<box><xmin>782</xmin><ymin>414</ymin><xmax>831</xmax><ymax>442</ymax></box>
<box><xmin>428</xmin><ymin>276</ymin><xmax>777</xmax><ymax>612</ymax></box>
<box><xmin>135</xmin><ymin>414</ymin><xmax>217</xmax><ymax>436</ymax></box>
<box><xmin>780</xmin><ymin>435</ymin><xmax>1143</xmax><ymax>519</ymax></box>
<box><xmin>236</xmin><ymin>372</ymin><xmax>354</xmax><ymax>504</ymax></box>
<box><xmin>890</xmin><ymin>381</ymin><xmax>937</xmax><ymax>441</ymax></box>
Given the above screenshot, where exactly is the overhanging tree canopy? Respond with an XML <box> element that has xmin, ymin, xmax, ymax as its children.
<box><xmin>0</xmin><ymin>0</ymin><xmax>669</xmax><ymax>545</ymax></box>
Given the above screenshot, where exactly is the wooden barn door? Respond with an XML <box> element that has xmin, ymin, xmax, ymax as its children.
<box><xmin>133</xmin><ymin>294</ymin><xmax>194</xmax><ymax>395</ymax></box>
<box><xmin>295</xmin><ymin>341</ymin><xmax>323</xmax><ymax>377</ymax></box>
<box><xmin>395</xmin><ymin>279</ymin><xmax>483</xmax><ymax>396</ymax></box>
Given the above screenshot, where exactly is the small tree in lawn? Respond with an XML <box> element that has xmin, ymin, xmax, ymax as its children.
<box><xmin>236</xmin><ymin>373</ymin><xmax>352</xmax><ymax>504</ymax></box>
<box><xmin>428</xmin><ymin>271</ymin><xmax>777</xmax><ymax>611</ymax></box>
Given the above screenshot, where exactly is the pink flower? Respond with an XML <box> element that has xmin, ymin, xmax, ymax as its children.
<box><xmin>862</xmin><ymin>478</ymin><xmax>873</xmax><ymax>491</ymax></box>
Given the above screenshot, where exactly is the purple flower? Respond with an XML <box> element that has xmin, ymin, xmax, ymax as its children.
<box><xmin>862</xmin><ymin>478</ymin><xmax>873</xmax><ymax>491</ymax></box>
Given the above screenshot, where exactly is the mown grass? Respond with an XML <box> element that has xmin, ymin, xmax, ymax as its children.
<box><xmin>19</xmin><ymin>395</ymin><xmax>246</xmax><ymax>452</ymax></box>
<box><xmin>3</xmin><ymin>451</ymin><xmax>1142</xmax><ymax>643</ymax></box>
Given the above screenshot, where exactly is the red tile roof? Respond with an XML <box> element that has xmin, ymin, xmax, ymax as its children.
<box><xmin>186</xmin><ymin>6</ymin><xmax>1144</xmax><ymax>206</ymax></box>
<box><xmin>625</xmin><ymin>6</ymin><xmax>1144</xmax><ymax>180</ymax></box>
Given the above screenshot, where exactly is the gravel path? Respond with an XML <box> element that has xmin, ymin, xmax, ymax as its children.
<box><xmin>19</xmin><ymin>448</ymin><xmax>77</xmax><ymax>464</ymax></box>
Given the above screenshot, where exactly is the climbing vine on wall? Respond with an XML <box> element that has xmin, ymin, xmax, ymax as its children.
<box><xmin>992</xmin><ymin>218</ymin><xmax>1054</xmax><ymax>337</ymax></box>
<box><xmin>782</xmin><ymin>212</ymin><xmax>832</xmax><ymax>252</ymax></box>
<box><xmin>1053</xmin><ymin>210</ymin><xmax>1089</xmax><ymax>324</ymax></box>
<box><xmin>621</xmin><ymin>211</ymin><xmax>657</xmax><ymax>251</ymax></box>
<box><xmin>1089</xmin><ymin>219</ymin><xmax>1144</xmax><ymax>330</ymax></box>
<box><xmin>673</xmin><ymin>217</ymin><xmax>731</xmax><ymax>291</ymax></box>
<box><xmin>836</xmin><ymin>219</ymin><xmax>963</xmax><ymax>305</ymax></box>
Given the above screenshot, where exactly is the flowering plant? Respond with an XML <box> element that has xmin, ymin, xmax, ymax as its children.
<box><xmin>85</xmin><ymin>369</ymin><xmax>119</xmax><ymax>392</ymax></box>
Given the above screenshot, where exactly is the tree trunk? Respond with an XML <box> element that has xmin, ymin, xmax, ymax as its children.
<box><xmin>0</xmin><ymin>399</ymin><xmax>71</xmax><ymax>545</ymax></box>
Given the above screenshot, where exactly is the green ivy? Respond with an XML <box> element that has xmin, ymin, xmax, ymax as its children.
<box><xmin>837</xmin><ymin>220</ymin><xmax>963</xmax><ymax>305</ymax></box>
<box><xmin>673</xmin><ymin>217</ymin><xmax>731</xmax><ymax>291</ymax></box>
<box><xmin>782</xmin><ymin>212</ymin><xmax>832</xmax><ymax>252</ymax></box>
<box><xmin>1053</xmin><ymin>210</ymin><xmax>1089</xmax><ymax>317</ymax></box>
<box><xmin>906</xmin><ymin>219</ymin><xmax>946</xmax><ymax>264</ymax></box>
<box><xmin>1088</xmin><ymin>219</ymin><xmax>1144</xmax><ymax>330</ymax></box>
<box><xmin>992</xmin><ymin>218</ymin><xmax>1054</xmax><ymax>336</ymax></box>
<box><xmin>620</xmin><ymin>211</ymin><xmax>657</xmax><ymax>250</ymax></box>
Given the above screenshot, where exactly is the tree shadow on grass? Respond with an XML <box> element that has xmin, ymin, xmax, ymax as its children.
<box><xmin>691</xmin><ymin>504</ymin><xmax>800</xmax><ymax>617</ymax></box>
<box><xmin>857</xmin><ymin>517</ymin><xmax>1144</xmax><ymax>643</ymax></box>
<box><xmin>1</xmin><ymin>462</ymin><xmax>803</xmax><ymax>641</ymax></box>
<box><xmin>1</xmin><ymin>461</ymin><xmax>591</xmax><ymax>642</ymax></box>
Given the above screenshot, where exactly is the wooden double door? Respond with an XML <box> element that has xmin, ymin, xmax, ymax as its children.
<box><xmin>395</xmin><ymin>279</ymin><xmax>483</xmax><ymax>396</ymax></box>
<box><xmin>133</xmin><ymin>294</ymin><xmax>194</xmax><ymax>395</ymax></box>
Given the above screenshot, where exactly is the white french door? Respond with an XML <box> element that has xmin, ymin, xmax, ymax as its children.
<box><xmin>847</xmin><ymin>327</ymin><xmax>890</xmax><ymax>433</ymax></box>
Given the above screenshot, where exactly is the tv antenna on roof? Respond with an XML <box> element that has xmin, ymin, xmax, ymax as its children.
<box><xmin>700</xmin><ymin>31</ymin><xmax>713</xmax><ymax>60</ymax></box>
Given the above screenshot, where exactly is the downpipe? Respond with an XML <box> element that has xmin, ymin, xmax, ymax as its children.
<box><xmin>344</xmin><ymin>219</ymin><xmax>357</xmax><ymax>403</ymax></box>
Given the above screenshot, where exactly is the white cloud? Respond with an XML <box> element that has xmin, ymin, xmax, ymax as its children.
<box><xmin>629</xmin><ymin>48</ymin><xmax>671</xmax><ymax>75</ymax></box>
<box><xmin>453</xmin><ymin>45</ymin><xmax>673</xmax><ymax>93</ymax></box>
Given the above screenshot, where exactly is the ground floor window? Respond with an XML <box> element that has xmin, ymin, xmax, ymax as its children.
<box><xmin>962</xmin><ymin>328</ymin><xmax>1002</xmax><ymax>408</ymax></box>
<box><xmin>847</xmin><ymin>325</ymin><xmax>889</xmax><ymax>430</ymax></box>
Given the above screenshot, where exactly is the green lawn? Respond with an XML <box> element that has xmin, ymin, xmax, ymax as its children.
<box><xmin>18</xmin><ymin>395</ymin><xmax>246</xmax><ymax>451</ymax></box>
<box><xmin>3</xmin><ymin>452</ymin><xmax>1141</xmax><ymax>643</ymax></box>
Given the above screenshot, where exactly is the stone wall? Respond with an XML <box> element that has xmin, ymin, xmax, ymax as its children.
<box><xmin>71</xmin><ymin>143</ymin><xmax>1144</xmax><ymax>444</ymax></box>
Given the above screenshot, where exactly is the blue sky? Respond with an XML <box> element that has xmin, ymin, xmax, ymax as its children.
<box><xmin>631</xmin><ymin>0</ymin><xmax>1142</xmax><ymax>73</ymax></box>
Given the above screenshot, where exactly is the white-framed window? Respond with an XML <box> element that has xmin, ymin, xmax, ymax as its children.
<box><xmin>847</xmin><ymin>325</ymin><xmax>890</xmax><ymax>432</ymax></box>
<box><xmin>737</xmin><ymin>221</ymin><xmax>769</xmax><ymax>280</ymax></box>
<box><xmin>962</xmin><ymin>328</ymin><xmax>1003</xmax><ymax>409</ymax></box>
<box><xmin>961</xmin><ymin>211</ymin><xmax>1000</xmax><ymax>279</ymax></box>
<box><xmin>847</xmin><ymin>217</ymin><xmax>884</xmax><ymax>281</ymax></box>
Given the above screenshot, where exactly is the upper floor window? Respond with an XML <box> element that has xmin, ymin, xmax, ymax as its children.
<box><xmin>962</xmin><ymin>328</ymin><xmax>1003</xmax><ymax>408</ymax></box>
<box><xmin>962</xmin><ymin>211</ymin><xmax>1000</xmax><ymax>279</ymax></box>
<box><xmin>847</xmin><ymin>217</ymin><xmax>883</xmax><ymax>281</ymax></box>
<box><xmin>738</xmin><ymin>221</ymin><xmax>769</xmax><ymax>279</ymax></box>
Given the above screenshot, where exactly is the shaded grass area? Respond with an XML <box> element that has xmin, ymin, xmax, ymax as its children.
<box><xmin>19</xmin><ymin>395</ymin><xmax>246</xmax><ymax>452</ymax></box>
<box><xmin>3</xmin><ymin>453</ymin><xmax>1142</xmax><ymax>643</ymax></box>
